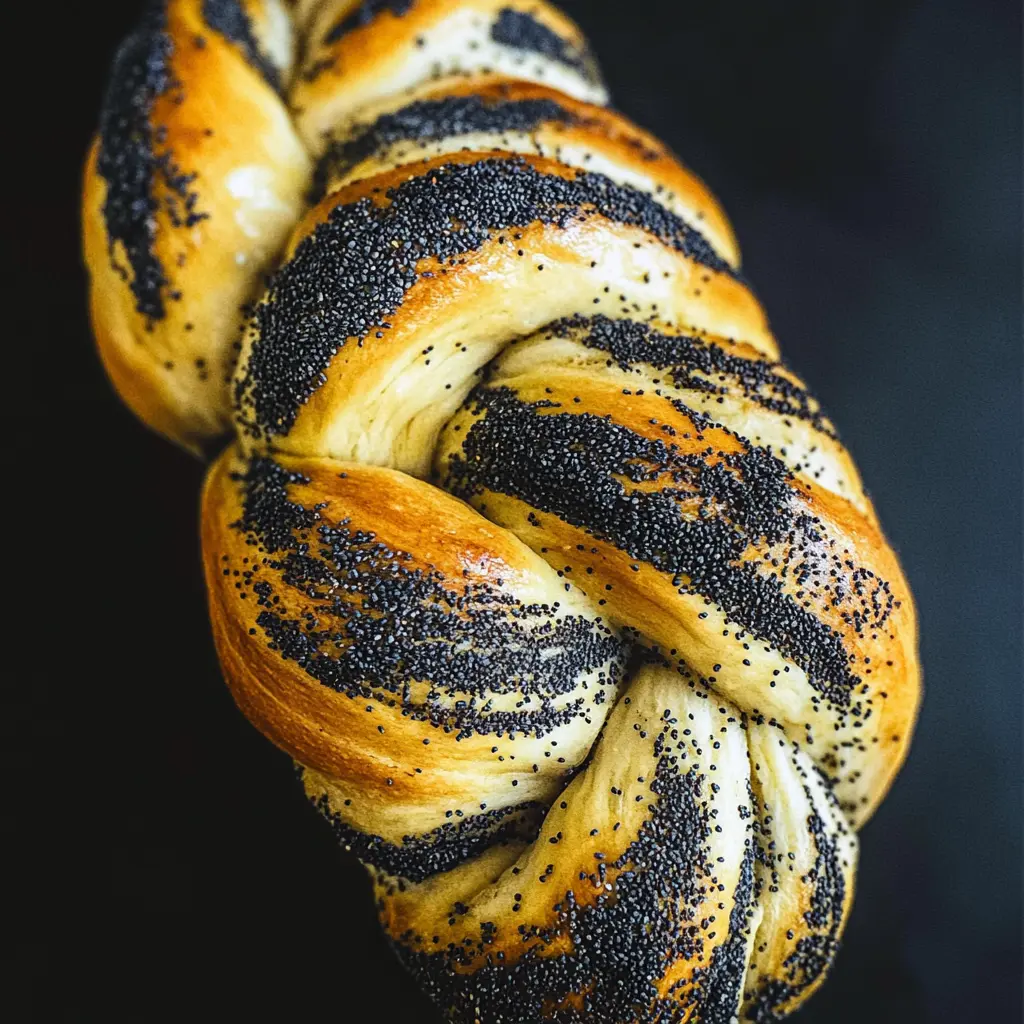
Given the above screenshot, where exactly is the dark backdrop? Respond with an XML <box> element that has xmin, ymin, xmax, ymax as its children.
<box><xmin>6</xmin><ymin>1</ymin><xmax>1021</xmax><ymax>1021</ymax></box>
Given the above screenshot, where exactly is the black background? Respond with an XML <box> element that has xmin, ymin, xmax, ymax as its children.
<box><xmin>6</xmin><ymin>1</ymin><xmax>1021</xmax><ymax>1021</ymax></box>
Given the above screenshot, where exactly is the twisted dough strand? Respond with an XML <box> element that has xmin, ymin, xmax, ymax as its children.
<box><xmin>84</xmin><ymin>3</ymin><xmax>920</xmax><ymax>1021</ymax></box>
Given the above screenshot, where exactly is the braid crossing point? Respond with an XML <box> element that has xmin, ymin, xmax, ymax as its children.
<box><xmin>83</xmin><ymin>3</ymin><xmax>921</xmax><ymax>1020</ymax></box>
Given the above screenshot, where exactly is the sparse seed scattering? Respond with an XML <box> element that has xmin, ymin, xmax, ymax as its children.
<box><xmin>83</xmin><ymin>2</ymin><xmax>921</xmax><ymax>1021</ymax></box>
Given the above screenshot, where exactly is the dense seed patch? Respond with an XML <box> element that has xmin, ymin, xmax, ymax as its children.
<box><xmin>310</xmin><ymin>94</ymin><xmax>574</xmax><ymax>202</ymax></box>
<box><xmin>387</xmin><ymin>734</ymin><xmax>751</xmax><ymax>1023</ymax></box>
<box><xmin>96</xmin><ymin>4</ymin><xmax>207</xmax><ymax>322</ymax></box>
<box><xmin>230</xmin><ymin>456</ymin><xmax>626</xmax><ymax>740</ymax></box>
<box><xmin>490</xmin><ymin>7</ymin><xmax>599</xmax><ymax>84</ymax></box>
<box><xmin>444</xmin><ymin>386</ymin><xmax>864</xmax><ymax>705</ymax></box>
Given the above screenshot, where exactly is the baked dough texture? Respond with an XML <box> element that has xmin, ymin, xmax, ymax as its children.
<box><xmin>83</xmin><ymin>3</ymin><xmax>921</xmax><ymax>1020</ymax></box>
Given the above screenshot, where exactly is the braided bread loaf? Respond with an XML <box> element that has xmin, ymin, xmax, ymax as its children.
<box><xmin>83</xmin><ymin>3</ymin><xmax>921</xmax><ymax>1020</ymax></box>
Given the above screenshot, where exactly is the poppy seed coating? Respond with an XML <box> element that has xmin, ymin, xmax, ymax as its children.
<box><xmin>490</xmin><ymin>7</ymin><xmax>599</xmax><ymax>85</ymax></box>
<box><xmin>202</xmin><ymin>0</ymin><xmax>282</xmax><ymax>93</ymax></box>
<box><xmin>236</xmin><ymin>157</ymin><xmax>735</xmax><ymax>440</ymax></box>
<box><xmin>310</xmin><ymin>94</ymin><xmax>574</xmax><ymax>202</ymax></box>
<box><xmin>546</xmin><ymin>314</ymin><xmax>838</xmax><ymax>440</ymax></box>
<box><xmin>229</xmin><ymin>455</ymin><xmax>626</xmax><ymax>738</ymax></box>
<box><xmin>444</xmin><ymin>386</ymin><xmax>863</xmax><ymax>705</ymax></box>
<box><xmin>96</xmin><ymin>4</ymin><xmax>206</xmax><ymax>322</ymax></box>
<box><xmin>305</xmin><ymin>765</ymin><xmax>548</xmax><ymax>882</ymax></box>
<box><xmin>384</xmin><ymin>724</ymin><xmax>754</xmax><ymax>1023</ymax></box>
<box><xmin>324</xmin><ymin>0</ymin><xmax>415</xmax><ymax>45</ymax></box>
